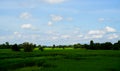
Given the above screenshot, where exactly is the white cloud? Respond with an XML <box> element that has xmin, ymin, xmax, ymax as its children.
<box><xmin>20</xmin><ymin>12</ymin><xmax>32</xmax><ymax>19</ymax></box>
<box><xmin>61</xmin><ymin>35</ymin><xmax>70</xmax><ymax>39</ymax></box>
<box><xmin>48</xmin><ymin>21</ymin><xmax>53</xmax><ymax>26</ymax></box>
<box><xmin>77</xmin><ymin>35</ymin><xmax>83</xmax><ymax>38</ymax></box>
<box><xmin>14</xmin><ymin>32</ymin><xmax>22</xmax><ymax>38</ymax></box>
<box><xmin>74</xmin><ymin>31</ymin><xmax>79</xmax><ymax>34</ymax></box>
<box><xmin>44</xmin><ymin>0</ymin><xmax>65</xmax><ymax>4</ymax></box>
<box><xmin>108</xmin><ymin>34</ymin><xmax>119</xmax><ymax>39</ymax></box>
<box><xmin>50</xmin><ymin>14</ymin><xmax>63</xmax><ymax>22</ymax></box>
<box><xmin>21</xmin><ymin>24</ymin><xmax>35</xmax><ymax>30</ymax></box>
<box><xmin>105</xmin><ymin>26</ymin><xmax>116</xmax><ymax>32</ymax></box>
<box><xmin>84</xmin><ymin>34</ymin><xmax>103</xmax><ymax>39</ymax></box>
<box><xmin>98</xmin><ymin>18</ymin><xmax>105</xmax><ymax>22</ymax></box>
<box><xmin>85</xmin><ymin>26</ymin><xmax>117</xmax><ymax>39</ymax></box>
<box><xmin>88</xmin><ymin>30</ymin><xmax>105</xmax><ymax>35</ymax></box>
<box><xmin>66</xmin><ymin>17</ymin><xmax>73</xmax><ymax>21</ymax></box>
<box><xmin>52</xmin><ymin>36</ymin><xmax>58</xmax><ymax>40</ymax></box>
<box><xmin>92</xmin><ymin>35</ymin><xmax>103</xmax><ymax>39</ymax></box>
<box><xmin>46</xmin><ymin>31</ymin><xmax>54</xmax><ymax>34</ymax></box>
<box><xmin>14</xmin><ymin>32</ymin><xmax>18</xmax><ymax>35</ymax></box>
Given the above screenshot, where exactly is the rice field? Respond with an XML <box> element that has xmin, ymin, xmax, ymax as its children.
<box><xmin>0</xmin><ymin>49</ymin><xmax>120</xmax><ymax>71</ymax></box>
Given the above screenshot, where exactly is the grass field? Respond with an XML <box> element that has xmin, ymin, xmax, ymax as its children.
<box><xmin>0</xmin><ymin>49</ymin><xmax>120</xmax><ymax>71</ymax></box>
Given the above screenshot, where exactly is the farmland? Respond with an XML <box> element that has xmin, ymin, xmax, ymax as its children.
<box><xmin>0</xmin><ymin>48</ymin><xmax>120</xmax><ymax>71</ymax></box>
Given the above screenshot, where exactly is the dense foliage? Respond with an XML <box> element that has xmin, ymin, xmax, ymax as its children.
<box><xmin>0</xmin><ymin>40</ymin><xmax>120</xmax><ymax>51</ymax></box>
<box><xmin>0</xmin><ymin>49</ymin><xmax>120</xmax><ymax>71</ymax></box>
<box><xmin>11</xmin><ymin>44</ymin><xmax>20</xmax><ymax>51</ymax></box>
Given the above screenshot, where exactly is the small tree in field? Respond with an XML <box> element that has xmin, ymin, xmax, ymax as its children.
<box><xmin>11</xmin><ymin>44</ymin><xmax>20</xmax><ymax>51</ymax></box>
<box><xmin>73</xmin><ymin>43</ymin><xmax>82</xmax><ymax>49</ymax></box>
<box><xmin>22</xmin><ymin>42</ymin><xmax>35</xmax><ymax>52</ymax></box>
<box><xmin>52</xmin><ymin>44</ymin><xmax>55</xmax><ymax>49</ymax></box>
<box><xmin>90</xmin><ymin>40</ymin><xmax>94</xmax><ymax>49</ymax></box>
<box><xmin>38</xmin><ymin>45</ymin><xmax>44</xmax><ymax>51</ymax></box>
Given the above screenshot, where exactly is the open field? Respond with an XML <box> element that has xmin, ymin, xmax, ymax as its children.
<box><xmin>0</xmin><ymin>49</ymin><xmax>120</xmax><ymax>71</ymax></box>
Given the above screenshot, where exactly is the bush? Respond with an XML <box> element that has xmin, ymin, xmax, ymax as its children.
<box><xmin>22</xmin><ymin>42</ymin><xmax>35</xmax><ymax>52</ymax></box>
<box><xmin>39</xmin><ymin>47</ymin><xmax>44</xmax><ymax>52</ymax></box>
<box><xmin>11</xmin><ymin>44</ymin><xmax>20</xmax><ymax>51</ymax></box>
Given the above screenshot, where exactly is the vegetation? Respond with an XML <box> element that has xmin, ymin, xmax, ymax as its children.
<box><xmin>0</xmin><ymin>40</ymin><xmax>120</xmax><ymax>51</ymax></box>
<box><xmin>11</xmin><ymin>44</ymin><xmax>20</xmax><ymax>51</ymax></box>
<box><xmin>0</xmin><ymin>40</ymin><xmax>120</xmax><ymax>71</ymax></box>
<box><xmin>38</xmin><ymin>45</ymin><xmax>44</xmax><ymax>52</ymax></box>
<box><xmin>0</xmin><ymin>49</ymin><xmax>120</xmax><ymax>71</ymax></box>
<box><xmin>22</xmin><ymin>42</ymin><xmax>35</xmax><ymax>52</ymax></box>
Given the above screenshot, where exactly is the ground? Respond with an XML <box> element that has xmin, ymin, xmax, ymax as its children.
<box><xmin>0</xmin><ymin>48</ymin><xmax>120</xmax><ymax>71</ymax></box>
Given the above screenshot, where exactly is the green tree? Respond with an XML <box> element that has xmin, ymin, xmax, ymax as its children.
<box><xmin>90</xmin><ymin>40</ymin><xmax>94</xmax><ymax>49</ymax></box>
<box><xmin>38</xmin><ymin>45</ymin><xmax>44</xmax><ymax>51</ymax></box>
<box><xmin>5</xmin><ymin>42</ymin><xmax>10</xmax><ymax>49</ymax></box>
<box><xmin>83</xmin><ymin>44</ymin><xmax>89</xmax><ymax>49</ymax></box>
<box><xmin>94</xmin><ymin>43</ymin><xmax>101</xmax><ymax>50</ymax></box>
<box><xmin>112</xmin><ymin>40</ymin><xmax>120</xmax><ymax>50</ymax></box>
<box><xmin>11</xmin><ymin>44</ymin><xmax>20</xmax><ymax>51</ymax></box>
<box><xmin>100</xmin><ymin>42</ymin><xmax>112</xmax><ymax>50</ymax></box>
<box><xmin>73</xmin><ymin>43</ymin><xmax>82</xmax><ymax>49</ymax></box>
<box><xmin>52</xmin><ymin>44</ymin><xmax>55</xmax><ymax>49</ymax></box>
<box><xmin>22</xmin><ymin>42</ymin><xmax>35</xmax><ymax>52</ymax></box>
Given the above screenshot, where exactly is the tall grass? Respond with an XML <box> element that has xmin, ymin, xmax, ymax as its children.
<box><xmin>0</xmin><ymin>49</ymin><xmax>120</xmax><ymax>71</ymax></box>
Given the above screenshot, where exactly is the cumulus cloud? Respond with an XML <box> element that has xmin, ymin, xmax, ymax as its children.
<box><xmin>44</xmin><ymin>0</ymin><xmax>65</xmax><ymax>4</ymax></box>
<box><xmin>108</xmin><ymin>34</ymin><xmax>119</xmax><ymax>39</ymax></box>
<box><xmin>85</xmin><ymin>26</ymin><xmax>117</xmax><ymax>39</ymax></box>
<box><xmin>21</xmin><ymin>24</ymin><xmax>35</xmax><ymax>30</ymax></box>
<box><xmin>66</xmin><ymin>17</ymin><xmax>73</xmax><ymax>21</ymax></box>
<box><xmin>61</xmin><ymin>35</ymin><xmax>70</xmax><ymax>39</ymax></box>
<box><xmin>98</xmin><ymin>18</ymin><xmax>105</xmax><ymax>22</ymax></box>
<box><xmin>77</xmin><ymin>35</ymin><xmax>83</xmax><ymax>38</ymax></box>
<box><xmin>105</xmin><ymin>26</ymin><xmax>116</xmax><ymax>32</ymax></box>
<box><xmin>52</xmin><ymin>36</ymin><xmax>58</xmax><ymax>40</ymax></box>
<box><xmin>84</xmin><ymin>34</ymin><xmax>103</xmax><ymax>39</ymax></box>
<box><xmin>48</xmin><ymin>14</ymin><xmax>73</xmax><ymax>24</ymax></box>
<box><xmin>20</xmin><ymin>12</ymin><xmax>32</xmax><ymax>19</ymax></box>
<box><xmin>88</xmin><ymin>30</ymin><xmax>105</xmax><ymax>35</ymax></box>
<box><xmin>48</xmin><ymin>21</ymin><xmax>53</xmax><ymax>26</ymax></box>
<box><xmin>74</xmin><ymin>31</ymin><xmax>79</xmax><ymax>34</ymax></box>
<box><xmin>50</xmin><ymin>14</ymin><xmax>63</xmax><ymax>22</ymax></box>
<box><xmin>14</xmin><ymin>32</ymin><xmax>22</xmax><ymax>38</ymax></box>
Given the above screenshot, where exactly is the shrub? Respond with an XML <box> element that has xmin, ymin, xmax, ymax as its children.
<box><xmin>11</xmin><ymin>44</ymin><xmax>20</xmax><ymax>51</ymax></box>
<box><xmin>22</xmin><ymin>42</ymin><xmax>35</xmax><ymax>52</ymax></box>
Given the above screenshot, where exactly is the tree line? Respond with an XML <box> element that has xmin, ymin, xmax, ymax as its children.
<box><xmin>0</xmin><ymin>40</ymin><xmax>120</xmax><ymax>52</ymax></box>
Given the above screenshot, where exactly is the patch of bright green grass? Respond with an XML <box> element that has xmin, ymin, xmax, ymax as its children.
<box><xmin>0</xmin><ymin>49</ymin><xmax>120</xmax><ymax>71</ymax></box>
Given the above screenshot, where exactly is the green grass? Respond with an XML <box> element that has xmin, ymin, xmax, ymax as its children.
<box><xmin>0</xmin><ymin>49</ymin><xmax>120</xmax><ymax>71</ymax></box>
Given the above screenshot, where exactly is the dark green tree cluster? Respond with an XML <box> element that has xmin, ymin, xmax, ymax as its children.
<box><xmin>85</xmin><ymin>40</ymin><xmax>120</xmax><ymax>50</ymax></box>
<box><xmin>0</xmin><ymin>40</ymin><xmax>120</xmax><ymax>51</ymax></box>
<box><xmin>112</xmin><ymin>40</ymin><xmax>120</xmax><ymax>50</ymax></box>
<box><xmin>73</xmin><ymin>43</ymin><xmax>82</xmax><ymax>49</ymax></box>
<box><xmin>21</xmin><ymin>42</ymin><xmax>35</xmax><ymax>52</ymax></box>
<box><xmin>11</xmin><ymin>44</ymin><xmax>20</xmax><ymax>51</ymax></box>
<box><xmin>38</xmin><ymin>45</ymin><xmax>44</xmax><ymax>51</ymax></box>
<box><xmin>0</xmin><ymin>42</ymin><xmax>36</xmax><ymax>52</ymax></box>
<box><xmin>0</xmin><ymin>42</ymin><xmax>12</xmax><ymax>49</ymax></box>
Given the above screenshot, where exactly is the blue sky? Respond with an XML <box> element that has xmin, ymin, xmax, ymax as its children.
<box><xmin>0</xmin><ymin>0</ymin><xmax>120</xmax><ymax>45</ymax></box>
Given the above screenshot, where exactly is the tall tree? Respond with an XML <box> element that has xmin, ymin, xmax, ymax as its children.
<box><xmin>52</xmin><ymin>44</ymin><xmax>55</xmax><ymax>49</ymax></box>
<box><xmin>22</xmin><ymin>42</ymin><xmax>35</xmax><ymax>52</ymax></box>
<box><xmin>90</xmin><ymin>40</ymin><xmax>94</xmax><ymax>49</ymax></box>
<box><xmin>38</xmin><ymin>45</ymin><xmax>44</xmax><ymax>51</ymax></box>
<box><xmin>11</xmin><ymin>44</ymin><xmax>20</xmax><ymax>51</ymax></box>
<box><xmin>5</xmin><ymin>42</ymin><xmax>10</xmax><ymax>49</ymax></box>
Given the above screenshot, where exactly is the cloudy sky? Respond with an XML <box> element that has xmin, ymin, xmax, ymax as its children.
<box><xmin>0</xmin><ymin>0</ymin><xmax>120</xmax><ymax>45</ymax></box>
